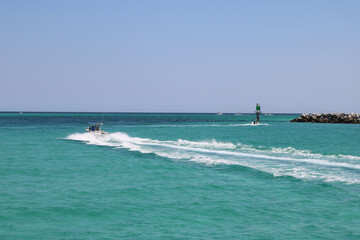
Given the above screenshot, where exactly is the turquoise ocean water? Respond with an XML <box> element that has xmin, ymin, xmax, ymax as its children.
<box><xmin>1</xmin><ymin>113</ymin><xmax>360</xmax><ymax>239</ymax></box>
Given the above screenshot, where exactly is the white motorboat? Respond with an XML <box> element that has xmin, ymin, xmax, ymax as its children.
<box><xmin>86</xmin><ymin>121</ymin><xmax>108</xmax><ymax>134</ymax></box>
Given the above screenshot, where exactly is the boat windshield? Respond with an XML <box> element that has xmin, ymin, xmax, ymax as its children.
<box><xmin>88</xmin><ymin>122</ymin><xmax>101</xmax><ymax>131</ymax></box>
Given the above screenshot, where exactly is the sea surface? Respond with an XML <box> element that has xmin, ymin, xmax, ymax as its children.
<box><xmin>1</xmin><ymin>113</ymin><xmax>360</xmax><ymax>239</ymax></box>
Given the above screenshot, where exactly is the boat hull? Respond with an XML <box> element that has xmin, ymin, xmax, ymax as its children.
<box><xmin>85</xmin><ymin>129</ymin><xmax>108</xmax><ymax>134</ymax></box>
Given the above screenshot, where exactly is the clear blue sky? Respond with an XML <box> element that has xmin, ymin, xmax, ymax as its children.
<box><xmin>0</xmin><ymin>0</ymin><xmax>359</xmax><ymax>113</ymax></box>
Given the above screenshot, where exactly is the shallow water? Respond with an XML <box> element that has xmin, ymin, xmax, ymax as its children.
<box><xmin>1</xmin><ymin>113</ymin><xmax>360</xmax><ymax>239</ymax></box>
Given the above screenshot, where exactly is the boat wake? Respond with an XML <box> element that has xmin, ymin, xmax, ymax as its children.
<box><xmin>66</xmin><ymin>132</ymin><xmax>360</xmax><ymax>184</ymax></box>
<box><xmin>120</xmin><ymin>123</ymin><xmax>270</xmax><ymax>128</ymax></box>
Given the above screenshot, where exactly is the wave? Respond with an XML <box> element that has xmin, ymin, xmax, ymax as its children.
<box><xmin>66</xmin><ymin>132</ymin><xmax>360</xmax><ymax>184</ymax></box>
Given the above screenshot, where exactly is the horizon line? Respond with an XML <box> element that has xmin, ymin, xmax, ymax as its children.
<box><xmin>0</xmin><ymin>111</ymin><xmax>301</xmax><ymax>115</ymax></box>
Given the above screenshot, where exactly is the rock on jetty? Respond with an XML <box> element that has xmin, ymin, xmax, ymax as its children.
<box><xmin>290</xmin><ymin>113</ymin><xmax>360</xmax><ymax>124</ymax></box>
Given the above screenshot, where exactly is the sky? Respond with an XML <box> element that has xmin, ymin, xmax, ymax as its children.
<box><xmin>0</xmin><ymin>0</ymin><xmax>359</xmax><ymax>113</ymax></box>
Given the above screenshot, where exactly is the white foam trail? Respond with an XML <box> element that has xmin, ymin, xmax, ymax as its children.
<box><xmin>66</xmin><ymin>132</ymin><xmax>360</xmax><ymax>184</ymax></box>
<box><xmin>121</xmin><ymin>123</ymin><xmax>270</xmax><ymax>128</ymax></box>
<box><xmin>210</xmin><ymin>123</ymin><xmax>270</xmax><ymax>127</ymax></box>
<box><xmin>241</xmin><ymin>123</ymin><xmax>270</xmax><ymax>126</ymax></box>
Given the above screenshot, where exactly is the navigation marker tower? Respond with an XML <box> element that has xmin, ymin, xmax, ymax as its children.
<box><xmin>255</xmin><ymin>103</ymin><xmax>261</xmax><ymax>124</ymax></box>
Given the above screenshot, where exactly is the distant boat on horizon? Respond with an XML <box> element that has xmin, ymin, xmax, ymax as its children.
<box><xmin>234</xmin><ymin>112</ymin><xmax>242</xmax><ymax>115</ymax></box>
<box><xmin>216</xmin><ymin>112</ymin><xmax>223</xmax><ymax>115</ymax></box>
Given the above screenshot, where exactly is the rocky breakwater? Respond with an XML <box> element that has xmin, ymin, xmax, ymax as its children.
<box><xmin>291</xmin><ymin>113</ymin><xmax>360</xmax><ymax>124</ymax></box>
